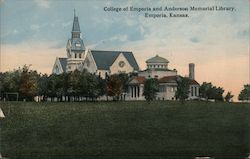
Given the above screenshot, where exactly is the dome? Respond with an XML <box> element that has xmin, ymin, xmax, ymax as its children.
<box><xmin>146</xmin><ymin>55</ymin><xmax>169</xmax><ymax>63</ymax></box>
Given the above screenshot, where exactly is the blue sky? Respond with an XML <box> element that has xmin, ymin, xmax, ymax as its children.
<box><xmin>0</xmin><ymin>0</ymin><xmax>249</xmax><ymax>100</ymax></box>
<box><xmin>1</xmin><ymin>0</ymin><xmax>248</xmax><ymax>49</ymax></box>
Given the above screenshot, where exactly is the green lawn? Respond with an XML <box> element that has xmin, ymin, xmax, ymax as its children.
<box><xmin>0</xmin><ymin>101</ymin><xmax>249</xmax><ymax>158</ymax></box>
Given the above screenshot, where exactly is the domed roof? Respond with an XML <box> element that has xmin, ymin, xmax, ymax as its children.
<box><xmin>146</xmin><ymin>55</ymin><xmax>169</xmax><ymax>63</ymax></box>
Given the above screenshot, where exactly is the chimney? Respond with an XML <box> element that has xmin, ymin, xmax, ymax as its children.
<box><xmin>189</xmin><ymin>63</ymin><xmax>195</xmax><ymax>80</ymax></box>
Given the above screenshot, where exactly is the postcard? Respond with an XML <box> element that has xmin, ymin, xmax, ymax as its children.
<box><xmin>0</xmin><ymin>0</ymin><xmax>249</xmax><ymax>158</ymax></box>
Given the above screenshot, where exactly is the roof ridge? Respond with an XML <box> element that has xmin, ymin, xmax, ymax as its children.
<box><xmin>91</xmin><ymin>50</ymin><xmax>132</xmax><ymax>53</ymax></box>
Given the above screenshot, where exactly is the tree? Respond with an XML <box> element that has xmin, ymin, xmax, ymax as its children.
<box><xmin>175</xmin><ymin>76</ymin><xmax>190</xmax><ymax>103</ymax></box>
<box><xmin>78</xmin><ymin>69</ymin><xmax>89</xmax><ymax>100</ymax></box>
<box><xmin>37</xmin><ymin>74</ymin><xmax>49</xmax><ymax>101</ymax></box>
<box><xmin>238</xmin><ymin>84</ymin><xmax>250</xmax><ymax>101</ymax></box>
<box><xmin>143</xmin><ymin>78</ymin><xmax>159</xmax><ymax>102</ymax></box>
<box><xmin>67</xmin><ymin>70</ymin><xmax>81</xmax><ymax>101</ymax></box>
<box><xmin>106</xmin><ymin>74</ymin><xmax>123</xmax><ymax>101</ymax></box>
<box><xmin>86</xmin><ymin>73</ymin><xmax>100</xmax><ymax>101</ymax></box>
<box><xmin>19</xmin><ymin>65</ymin><xmax>39</xmax><ymax>101</ymax></box>
<box><xmin>96</xmin><ymin>76</ymin><xmax>106</xmax><ymax>97</ymax></box>
<box><xmin>199</xmin><ymin>82</ymin><xmax>224</xmax><ymax>101</ymax></box>
<box><xmin>47</xmin><ymin>73</ymin><xmax>65</xmax><ymax>101</ymax></box>
<box><xmin>0</xmin><ymin>69</ymin><xmax>21</xmax><ymax>100</ymax></box>
<box><xmin>199</xmin><ymin>82</ymin><xmax>212</xmax><ymax>100</ymax></box>
<box><xmin>118</xmin><ymin>73</ymin><xmax>130</xmax><ymax>100</ymax></box>
<box><xmin>212</xmin><ymin>86</ymin><xmax>224</xmax><ymax>101</ymax></box>
<box><xmin>224</xmin><ymin>91</ymin><xmax>234</xmax><ymax>102</ymax></box>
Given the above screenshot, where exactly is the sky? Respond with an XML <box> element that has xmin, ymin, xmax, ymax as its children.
<box><xmin>0</xmin><ymin>0</ymin><xmax>249</xmax><ymax>101</ymax></box>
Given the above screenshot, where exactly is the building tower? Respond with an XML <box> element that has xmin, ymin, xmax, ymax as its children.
<box><xmin>189</xmin><ymin>63</ymin><xmax>195</xmax><ymax>80</ymax></box>
<box><xmin>146</xmin><ymin>55</ymin><xmax>169</xmax><ymax>70</ymax></box>
<box><xmin>66</xmin><ymin>10</ymin><xmax>85</xmax><ymax>72</ymax></box>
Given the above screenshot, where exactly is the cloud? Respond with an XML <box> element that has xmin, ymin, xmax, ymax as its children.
<box><xmin>110</xmin><ymin>34</ymin><xmax>128</xmax><ymax>42</ymax></box>
<box><xmin>35</xmin><ymin>0</ymin><xmax>49</xmax><ymax>8</ymax></box>
<box><xmin>1</xmin><ymin>41</ymin><xmax>64</xmax><ymax>74</ymax></box>
<box><xmin>237</xmin><ymin>28</ymin><xmax>250</xmax><ymax>39</ymax></box>
<box><xmin>62</xmin><ymin>21</ymin><xmax>72</xmax><ymax>28</ymax></box>
<box><xmin>30</xmin><ymin>24</ymin><xmax>40</xmax><ymax>31</ymax></box>
<box><xmin>1</xmin><ymin>29</ymin><xmax>19</xmax><ymax>38</ymax></box>
<box><xmin>13</xmin><ymin>29</ymin><xmax>18</xmax><ymax>34</ymax></box>
<box><xmin>190</xmin><ymin>37</ymin><xmax>201</xmax><ymax>43</ymax></box>
<box><xmin>0</xmin><ymin>0</ymin><xmax>4</xmax><ymax>4</ymax></box>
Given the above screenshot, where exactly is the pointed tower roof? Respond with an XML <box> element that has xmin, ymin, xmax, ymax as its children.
<box><xmin>72</xmin><ymin>10</ymin><xmax>80</xmax><ymax>33</ymax></box>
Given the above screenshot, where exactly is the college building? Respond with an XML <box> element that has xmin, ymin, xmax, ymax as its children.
<box><xmin>52</xmin><ymin>12</ymin><xmax>200</xmax><ymax>100</ymax></box>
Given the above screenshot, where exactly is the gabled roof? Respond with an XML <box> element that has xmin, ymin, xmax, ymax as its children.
<box><xmin>70</xmin><ymin>38</ymin><xmax>85</xmax><ymax>51</ymax></box>
<box><xmin>72</xmin><ymin>16</ymin><xmax>80</xmax><ymax>32</ymax></box>
<box><xmin>190</xmin><ymin>79</ymin><xmax>199</xmax><ymax>85</ymax></box>
<box><xmin>158</xmin><ymin>76</ymin><xmax>177</xmax><ymax>83</ymax></box>
<box><xmin>146</xmin><ymin>55</ymin><xmax>169</xmax><ymax>63</ymax></box>
<box><xmin>131</xmin><ymin>76</ymin><xmax>146</xmax><ymax>84</ymax></box>
<box><xmin>91</xmin><ymin>50</ymin><xmax>140</xmax><ymax>70</ymax></box>
<box><xmin>58</xmin><ymin>58</ymin><xmax>67</xmax><ymax>72</ymax></box>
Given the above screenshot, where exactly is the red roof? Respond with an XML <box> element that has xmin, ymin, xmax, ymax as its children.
<box><xmin>158</xmin><ymin>76</ymin><xmax>177</xmax><ymax>83</ymax></box>
<box><xmin>131</xmin><ymin>75</ymin><xmax>199</xmax><ymax>85</ymax></box>
<box><xmin>190</xmin><ymin>79</ymin><xmax>199</xmax><ymax>85</ymax></box>
<box><xmin>133</xmin><ymin>76</ymin><xmax>146</xmax><ymax>84</ymax></box>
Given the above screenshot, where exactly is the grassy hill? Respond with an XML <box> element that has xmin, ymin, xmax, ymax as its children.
<box><xmin>0</xmin><ymin>101</ymin><xmax>249</xmax><ymax>158</ymax></box>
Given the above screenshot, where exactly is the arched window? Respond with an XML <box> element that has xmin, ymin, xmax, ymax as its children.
<box><xmin>105</xmin><ymin>72</ymin><xmax>108</xmax><ymax>79</ymax></box>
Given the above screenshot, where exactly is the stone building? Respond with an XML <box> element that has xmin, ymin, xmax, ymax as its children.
<box><xmin>52</xmin><ymin>11</ymin><xmax>139</xmax><ymax>77</ymax></box>
<box><xmin>52</xmin><ymin>12</ymin><xmax>200</xmax><ymax>101</ymax></box>
<box><xmin>127</xmin><ymin>55</ymin><xmax>200</xmax><ymax>100</ymax></box>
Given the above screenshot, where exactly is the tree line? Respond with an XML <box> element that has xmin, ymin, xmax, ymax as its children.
<box><xmin>0</xmin><ymin>65</ymin><xmax>249</xmax><ymax>102</ymax></box>
<box><xmin>145</xmin><ymin>76</ymin><xmax>240</xmax><ymax>102</ymax></box>
<box><xmin>0</xmin><ymin>65</ymin><xmax>129</xmax><ymax>101</ymax></box>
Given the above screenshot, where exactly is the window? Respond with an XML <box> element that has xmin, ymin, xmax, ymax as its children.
<box><xmin>105</xmin><ymin>72</ymin><xmax>108</xmax><ymax>79</ymax></box>
<box><xmin>191</xmin><ymin>87</ymin><xmax>194</xmax><ymax>96</ymax></box>
<box><xmin>75</xmin><ymin>53</ymin><xmax>77</xmax><ymax>58</ymax></box>
<box><xmin>119</xmin><ymin>61</ymin><xmax>125</xmax><ymax>68</ymax></box>
<box><xmin>174</xmin><ymin>87</ymin><xmax>177</xmax><ymax>91</ymax></box>
<box><xmin>159</xmin><ymin>85</ymin><xmax>166</xmax><ymax>92</ymax></box>
<box><xmin>79</xmin><ymin>54</ymin><xmax>81</xmax><ymax>58</ymax></box>
<box><xmin>73</xmin><ymin>33</ymin><xmax>80</xmax><ymax>38</ymax></box>
<box><xmin>194</xmin><ymin>87</ymin><xmax>197</xmax><ymax>96</ymax></box>
<box><xmin>168</xmin><ymin>87</ymin><xmax>174</xmax><ymax>92</ymax></box>
<box><xmin>171</xmin><ymin>87</ymin><xmax>174</xmax><ymax>92</ymax></box>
